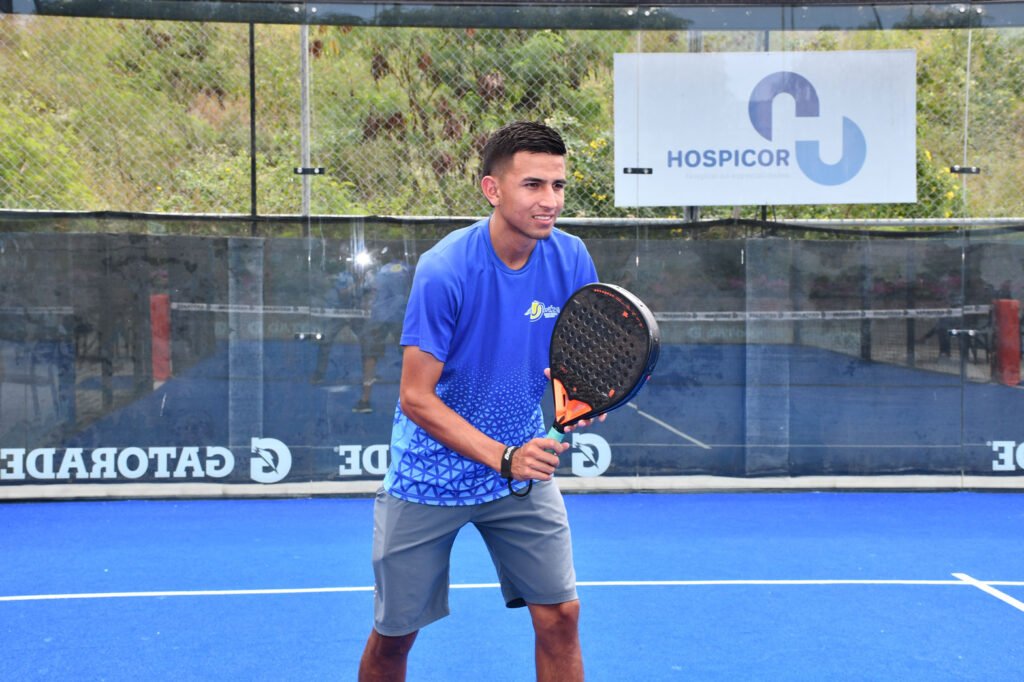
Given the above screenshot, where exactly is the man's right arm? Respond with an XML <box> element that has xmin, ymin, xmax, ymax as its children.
<box><xmin>398</xmin><ymin>346</ymin><xmax>564</xmax><ymax>481</ymax></box>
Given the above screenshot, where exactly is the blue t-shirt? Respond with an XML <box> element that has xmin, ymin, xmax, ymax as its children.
<box><xmin>368</xmin><ymin>260</ymin><xmax>411</xmax><ymax>323</ymax></box>
<box><xmin>325</xmin><ymin>269</ymin><xmax>360</xmax><ymax>310</ymax></box>
<box><xmin>385</xmin><ymin>217</ymin><xmax>598</xmax><ymax>506</ymax></box>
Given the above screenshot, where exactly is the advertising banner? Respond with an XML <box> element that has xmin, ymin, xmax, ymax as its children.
<box><xmin>614</xmin><ymin>50</ymin><xmax>917</xmax><ymax>206</ymax></box>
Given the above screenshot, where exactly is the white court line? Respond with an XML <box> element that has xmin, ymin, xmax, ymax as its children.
<box><xmin>0</xmin><ymin>586</ymin><xmax>373</xmax><ymax>602</ymax></box>
<box><xmin>626</xmin><ymin>402</ymin><xmax>712</xmax><ymax>450</ymax></box>
<box><xmin>579</xmin><ymin>579</ymin><xmax>967</xmax><ymax>586</ymax></box>
<box><xmin>6</xmin><ymin>578</ymin><xmax>1024</xmax><ymax>603</ymax></box>
<box><xmin>953</xmin><ymin>573</ymin><xmax>1024</xmax><ymax>613</ymax></box>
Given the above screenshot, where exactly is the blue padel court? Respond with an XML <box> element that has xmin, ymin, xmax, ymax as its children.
<box><xmin>3</xmin><ymin>492</ymin><xmax>1023</xmax><ymax>680</ymax></box>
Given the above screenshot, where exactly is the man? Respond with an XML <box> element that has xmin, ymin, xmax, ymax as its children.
<box><xmin>310</xmin><ymin>247</ymin><xmax>366</xmax><ymax>386</ymax></box>
<box><xmin>358</xmin><ymin>121</ymin><xmax>598</xmax><ymax>681</ymax></box>
<box><xmin>352</xmin><ymin>252</ymin><xmax>412</xmax><ymax>413</ymax></box>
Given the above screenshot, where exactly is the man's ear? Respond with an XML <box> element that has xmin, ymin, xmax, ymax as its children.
<box><xmin>481</xmin><ymin>175</ymin><xmax>499</xmax><ymax>207</ymax></box>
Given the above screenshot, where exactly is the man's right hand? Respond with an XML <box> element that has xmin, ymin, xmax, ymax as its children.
<box><xmin>509</xmin><ymin>437</ymin><xmax>569</xmax><ymax>481</ymax></box>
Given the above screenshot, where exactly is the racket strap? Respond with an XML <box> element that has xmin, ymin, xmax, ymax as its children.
<box><xmin>501</xmin><ymin>445</ymin><xmax>533</xmax><ymax>497</ymax></box>
<box><xmin>500</xmin><ymin>445</ymin><xmax>518</xmax><ymax>479</ymax></box>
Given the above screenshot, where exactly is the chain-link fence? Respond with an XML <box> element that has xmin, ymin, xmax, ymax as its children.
<box><xmin>2</xmin><ymin>12</ymin><xmax>1024</xmax><ymax>221</ymax></box>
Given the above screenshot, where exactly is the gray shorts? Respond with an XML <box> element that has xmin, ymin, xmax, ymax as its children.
<box><xmin>371</xmin><ymin>480</ymin><xmax>578</xmax><ymax>636</ymax></box>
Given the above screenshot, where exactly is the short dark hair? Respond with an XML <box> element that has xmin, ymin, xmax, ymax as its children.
<box><xmin>480</xmin><ymin>121</ymin><xmax>567</xmax><ymax>178</ymax></box>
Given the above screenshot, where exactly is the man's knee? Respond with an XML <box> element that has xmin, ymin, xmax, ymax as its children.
<box><xmin>529</xmin><ymin>600</ymin><xmax>580</xmax><ymax>640</ymax></box>
<box><xmin>366</xmin><ymin>629</ymin><xmax>418</xmax><ymax>659</ymax></box>
<box><xmin>359</xmin><ymin>630</ymin><xmax>419</xmax><ymax>681</ymax></box>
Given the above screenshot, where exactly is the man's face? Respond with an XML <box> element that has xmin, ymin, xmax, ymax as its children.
<box><xmin>483</xmin><ymin>151</ymin><xmax>566</xmax><ymax>242</ymax></box>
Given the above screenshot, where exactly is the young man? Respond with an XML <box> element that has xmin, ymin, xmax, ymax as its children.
<box><xmin>358</xmin><ymin>121</ymin><xmax>598</xmax><ymax>681</ymax></box>
<box><xmin>352</xmin><ymin>254</ymin><xmax>412</xmax><ymax>413</ymax></box>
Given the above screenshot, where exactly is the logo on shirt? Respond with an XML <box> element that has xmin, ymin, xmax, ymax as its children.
<box><xmin>525</xmin><ymin>300</ymin><xmax>560</xmax><ymax>322</ymax></box>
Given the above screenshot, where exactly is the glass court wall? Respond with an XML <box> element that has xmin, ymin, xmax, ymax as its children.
<box><xmin>2</xmin><ymin>1</ymin><xmax>1023</xmax><ymax>496</ymax></box>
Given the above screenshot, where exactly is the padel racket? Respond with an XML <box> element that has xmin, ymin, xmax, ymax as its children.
<box><xmin>508</xmin><ymin>282</ymin><xmax>660</xmax><ymax>496</ymax></box>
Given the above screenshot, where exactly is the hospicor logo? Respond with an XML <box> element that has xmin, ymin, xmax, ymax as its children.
<box><xmin>748</xmin><ymin>71</ymin><xmax>867</xmax><ymax>186</ymax></box>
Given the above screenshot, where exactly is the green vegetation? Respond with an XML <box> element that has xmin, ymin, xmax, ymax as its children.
<box><xmin>1</xmin><ymin>15</ymin><xmax>1022</xmax><ymax>222</ymax></box>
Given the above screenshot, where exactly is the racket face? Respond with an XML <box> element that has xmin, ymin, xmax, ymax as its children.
<box><xmin>549</xmin><ymin>283</ymin><xmax>660</xmax><ymax>430</ymax></box>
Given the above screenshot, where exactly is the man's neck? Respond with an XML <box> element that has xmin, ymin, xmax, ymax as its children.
<box><xmin>488</xmin><ymin>215</ymin><xmax>536</xmax><ymax>270</ymax></box>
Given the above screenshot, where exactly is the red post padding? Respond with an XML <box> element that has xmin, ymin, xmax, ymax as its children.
<box><xmin>991</xmin><ymin>299</ymin><xmax>1020</xmax><ymax>386</ymax></box>
<box><xmin>150</xmin><ymin>293</ymin><xmax>172</xmax><ymax>383</ymax></box>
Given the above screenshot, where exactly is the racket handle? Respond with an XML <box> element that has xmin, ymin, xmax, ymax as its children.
<box><xmin>505</xmin><ymin>425</ymin><xmax>565</xmax><ymax>493</ymax></box>
<box><xmin>508</xmin><ymin>428</ymin><xmax>564</xmax><ymax>498</ymax></box>
<box><xmin>546</xmin><ymin>426</ymin><xmax>566</xmax><ymax>443</ymax></box>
